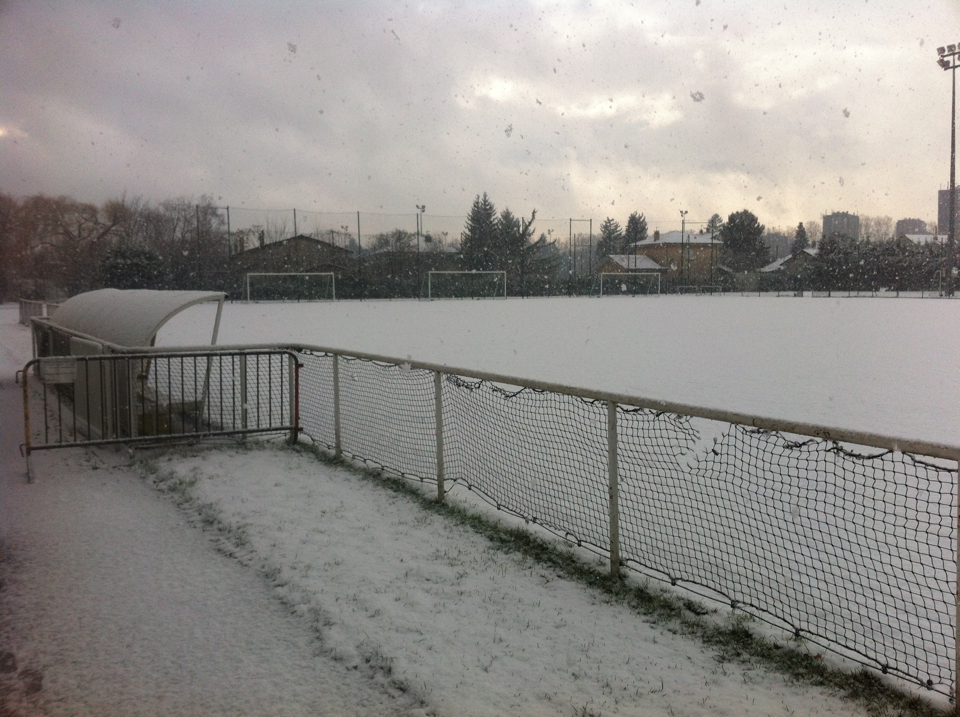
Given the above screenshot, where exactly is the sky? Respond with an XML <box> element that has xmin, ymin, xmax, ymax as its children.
<box><xmin>1</xmin><ymin>0</ymin><xmax>959</xmax><ymax>235</ymax></box>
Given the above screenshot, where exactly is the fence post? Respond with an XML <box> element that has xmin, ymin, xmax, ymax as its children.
<box><xmin>607</xmin><ymin>400</ymin><xmax>620</xmax><ymax>578</ymax></box>
<box><xmin>288</xmin><ymin>354</ymin><xmax>300</xmax><ymax>444</ymax></box>
<box><xmin>435</xmin><ymin>371</ymin><xmax>445</xmax><ymax>502</ymax></box>
<box><xmin>240</xmin><ymin>353</ymin><xmax>248</xmax><ymax>437</ymax></box>
<box><xmin>333</xmin><ymin>354</ymin><xmax>342</xmax><ymax>458</ymax></box>
<box><xmin>21</xmin><ymin>366</ymin><xmax>33</xmax><ymax>483</ymax></box>
<box><xmin>127</xmin><ymin>356</ymin><xmax>138</xmax><ymax>439</ymax></box>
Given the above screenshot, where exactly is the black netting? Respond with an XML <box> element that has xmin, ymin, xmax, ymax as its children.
<box><xmin>443</xmin><ymin>377</ymin><xmax>610</xmax><ymax>549</ymax></box>
<box><xmin>287</xmin><ymin>352</ymin><xmax>957</xmax><ymax>696</ymax></box>
<box><xmin>617</xmin><ymin>423</ymin><xmax>954</xmax><ymax>692</ymax></box>
<box><xmin>298</xmin><ymin>352</ymin><xmax>336</xmax><ymax>449</ymax></box>
<box><xmin>298</xmin><ymin>351</ymin><xmax>437</xmax><ymax>480</ymax></box>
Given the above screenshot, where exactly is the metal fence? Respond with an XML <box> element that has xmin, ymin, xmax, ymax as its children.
<box><xmin>18</xmin><ymin>320</ymin><xmax>960</xmax><ymax>699</ymax></box>
<box><xmin>21</xmin><ymin>324</ymin><xmax>299</xmax><ymax>465</ymax></box>
<box><xmin>18</xmin><ymin>299</ymin><xmax>59</xmax><ymax>325</ymax></box>
<box><xmin>292</xmin><ymin>346</ymin><xmax>958</xmax><ymax>700</ymax></box>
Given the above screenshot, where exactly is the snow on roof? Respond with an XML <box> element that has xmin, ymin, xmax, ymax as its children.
<box><xmin>631</xmin><ymin>230</ymin><xmax>720</xmax><ymax>247</ymax></box>
<box><xmin>49</xmin><ymin>289</ymin><xmax>226</xmax><ymax>348</ymax></box>
<box><xmin>903</xmin><ymin>233</ymin><xmax>947</xmax><ymax>245</ymax></box>
<box><xmin>759</xmin><ymin>248</ymin><xmax>816</xmax><ymax>273</ymax></box>
<box><xmin>605</xmin><ymin>254</ymin><xmax>663</xmax><ymax>271</ymax></box>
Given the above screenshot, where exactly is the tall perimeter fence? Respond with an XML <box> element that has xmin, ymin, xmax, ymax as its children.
<box><xmin>22</xmin><ymin>317</ymin><xmax>960</xmax><ymax>701</ymax></box>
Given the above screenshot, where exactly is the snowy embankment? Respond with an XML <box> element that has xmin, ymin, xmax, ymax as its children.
<box><xmin>141</xmin><ymin>442</ymin><xmax>881</xmax><ymax>716</ymax></box>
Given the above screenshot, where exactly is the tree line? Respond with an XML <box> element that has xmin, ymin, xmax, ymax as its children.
<box><xmin>0</xmin><ymin>191</ymin><xmax>949</xmax><ymax>300</ymax></box>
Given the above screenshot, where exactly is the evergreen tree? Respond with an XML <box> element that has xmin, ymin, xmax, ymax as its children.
<box><xmin>596</xmin><ymin>217</ymin><xmax>624</xmax><ymax>259</ymax></box>
<box><xmin>720</xmin><ymin>209</ymin><xmax>769</xmax><ymax>272</ymax></box>
<box><xmin>790</xmin><ymin>222</ymin><xmax>809</xmax><ymax>254</ymax></box>
<box><xmin>624</xmin><ymin>212</ymin><xmax>648</xmax><ymax>248</ymax></box>
<box><xmin>706</xmin><ymin>213</ymin><xmax>724</xmax><ymax>234</ymax></box>
<box><xmin>460</xmin><ymin>193</ymin><xmax>498</xmax><ymax>270</ymax></box>
<box><xmin>496</xmin><ymin>208</ymin><xmax>522</xmax><ymax>277</ymax></box>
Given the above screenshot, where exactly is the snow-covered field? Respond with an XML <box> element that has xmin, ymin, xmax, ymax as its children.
<box><xmin>161</xmin><ymin>295</ymin><xmax>960</xmax><ymax>448</ymax></box>
<box><xmin>2</xmin><ymin>297</ymin><xmax>955</xmax><ymax>715</ymax></box>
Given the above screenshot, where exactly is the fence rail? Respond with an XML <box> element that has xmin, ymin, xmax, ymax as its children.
<box><xmin>292</xmin><ymin>345</ymin><xmax>959</xmax><ymax>699</ymax></box>
<box><xmin>21</xmin><ymin>347</ymin><xmax>299</xmax><ymax>463</ymax></box>
<box><xmin>18</xmin><ymin>299</ymin><xmax>59</xmax><ymax>326</ymax></box>
<box><xmin>21</xmin><ymin>317</ymin><xmax>960</xmax><ymax>700</ymax></box>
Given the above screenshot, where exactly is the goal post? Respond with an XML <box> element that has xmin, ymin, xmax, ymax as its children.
<box><xmin>599</xmin><ymin>272</ymin><xmax>661</xmax><ymax>296</ymax></box>
<box><xmin>425</xmin><ymin>271</ymin><xmax>508</xmax><ymax>299</ymax></box>
<box><xmin>245</xmin><ymin>272</ymin><xmax>336</xmax><ymax>302</ymax></box>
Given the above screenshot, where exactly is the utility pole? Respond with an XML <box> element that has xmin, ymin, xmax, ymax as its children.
<box><xmin>937</xmin><ymin>43</ymin><xmax>959</xmax><ymax>296</ymax></box>
<box><xmin>679</xmin><ymin>210</ymin><xmax>688</xmax><ymax>287</ymax></box>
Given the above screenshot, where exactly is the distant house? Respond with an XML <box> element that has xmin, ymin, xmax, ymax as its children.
<box><xmin>629</xmin><ymin>230</ymin><xmax>721</xmax><ymax>286</ymax></box>
<box><xmin>232</xmin><ymin>234</ymin><xmax>353</xmax><ymax>274</ymax></box>
<box><xmin>594</xmin><ymin>254</ymin><xmax>664</xmax><ymax>274</ymax></box>
<box><xmin>897</xmin><ymin>233</ymin><xmax>947</xmax><ymax>247</ymax></box>
<box><xmin>230</xmin><ymin>234</ymin><xmax>354</xmax><ymax>299</ymax></box>
<box><xmin>361</xmin><ymin>244</ymin><xmax>461</xmax><ymax>299</ymax></box>
<box><xmin>753</xmin><ymin>248</ymin><xmax>817</xmax><ymax>292</ymax></box>
<box><xmin>759</xmin><ymin>248</ymin><xmax>816</xmax><ymax>276</ymax></box>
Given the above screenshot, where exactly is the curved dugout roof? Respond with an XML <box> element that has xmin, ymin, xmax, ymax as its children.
<box><xmin>49</xmin><ymin>289</ymin><xmax>226</xmax><ymax>348</ymax></box>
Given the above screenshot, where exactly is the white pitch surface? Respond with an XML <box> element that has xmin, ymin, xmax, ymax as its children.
<box><xmin>162</xmin><ymin>295</ymin><xmax>960</xmax><ymax>448</ymax></box>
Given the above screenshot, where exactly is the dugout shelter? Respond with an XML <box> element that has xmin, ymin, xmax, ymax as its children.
<box><xmin>42</xmin><ymin>288</ymin><xmax>226</xmax><ymax>352</ymax></box>
<box><xmin>29</xmin><ymin>289</ymin><xmax>227</xmax><ymax>442</ymax></box>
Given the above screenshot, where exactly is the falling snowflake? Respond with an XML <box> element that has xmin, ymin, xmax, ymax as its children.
<box><xmin>690</xmin><ymin>91</ymin><xmax>705</xmax><ymax>102</ymax></box>
<box><xmin>505</xmin><ymin>124</ymin><xmax>513</xmax><ymax>138</ymax></box>
<box><xmin>287</xmin><ymin>42</ymin><xmax>297</xmax><ymax>54</ymax></box>
<box><xmin>112</xmin><ymin>17</ymin><xmax>121</xmax><ymax>29</ymax></box>
<box><xmin>842</xmin><ymin>108</ymin><xmax>850</xmax><ymax>118</ymax></box>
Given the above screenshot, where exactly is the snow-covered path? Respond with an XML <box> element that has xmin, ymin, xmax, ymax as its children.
<box><xmin>0</xmin><ymin>308</ymin><xmax>421</xmax><ymax>716</ymax></box>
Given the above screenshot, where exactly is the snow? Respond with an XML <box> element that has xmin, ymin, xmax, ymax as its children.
<box><xmin>1</xmin><ymin>298</ymin><xmax>953</xmax><ymax>715</ymax></box>
<box><xmin>161</xmin><ymin>296</ymin><xmax>960</xmax><ymax>448</ymax></box>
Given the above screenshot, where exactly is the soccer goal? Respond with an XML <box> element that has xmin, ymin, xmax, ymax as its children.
<box><xmin>599</xmin><ymin>272</ymin><xmax>661</xmax><ymax>296</ymax></box>
<box><xmin>245</xmin><ymin>273</ymin><xmax>336</xmax><ymax>302</ymax></box>
<box><xmin>424</xmin><ymin>271</ymin><xmax>507</xmax><ymax>299</ymax></box>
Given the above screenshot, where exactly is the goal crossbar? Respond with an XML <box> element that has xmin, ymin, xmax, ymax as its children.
<box><xmin>245</xmin><ymin>272</ymin><xmax>336</xmax><ymax>302</ymax></box>
<box><xmin>426</xmin><ymin>271</ymin><xmax>507</xmax><ymax>299</ymax></box>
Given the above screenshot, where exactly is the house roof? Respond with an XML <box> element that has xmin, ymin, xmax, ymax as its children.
<box><xmin>235</xmin><ymin>234</ymin><xmax>352</xmax><ymax>257</ymax></box>
<box><xmin>47</xmin><ymin>289</ymin><xmax>226</xmax><ymax>348</ymax></box>
<box><xmin>759</xmin><ymin>248</ymin><xmax>816</xmax><ymax>273</ymax></box>
<box><xmin>902</xmin><ymin>233</ymin><xmax>947</xmax><ymax>245</ymax></box>
<box><xmin>631</xmin><ymin>230</ymin><xmax>721</xmax><ymax>248</ymax></box>
<box><xmin>604</xmin><ymin>254</ymin><xmax>664</xmax><ymax>271</ymax></box>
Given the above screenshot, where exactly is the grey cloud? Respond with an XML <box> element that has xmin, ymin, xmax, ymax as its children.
<box><xmin>1</xmin><ymin>0</ymin><xmax>958</xmax><ymax>229</ymax></box>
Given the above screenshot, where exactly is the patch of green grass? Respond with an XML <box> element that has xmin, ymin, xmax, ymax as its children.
<box><xmin>298</xmin><ymin>442</ymin><xmax>953</xmax><ymax>717</ymax></box>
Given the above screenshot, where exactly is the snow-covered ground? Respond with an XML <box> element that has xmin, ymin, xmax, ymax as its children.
<box><xmin>1</xmin><ymin>298</ymin><xmax>953</xmax><ymax>715</ymax></box>
<box><xmin>160</xmin><ymin>295</ymin><xmax>960</xmax><ymax>448</ymax></box>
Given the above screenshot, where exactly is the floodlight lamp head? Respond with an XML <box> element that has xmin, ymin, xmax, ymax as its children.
<box><xmin>939</xmin><ymin>58</ymin><xmax>951</xmax><ymax>69</ymax></box>
<box><xmin>950</xmin><ymin>44</ymin><xmax>958</xmax><ymax>53</ymax></box>
<box><xmin>940</xmin><ymin>46</ymin><xmax>947</xmax><ymax>56</ymax></box>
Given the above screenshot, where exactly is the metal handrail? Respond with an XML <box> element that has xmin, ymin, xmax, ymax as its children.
<box><xmin>29</xmin><ymin>315</ymin><xmax>960</xmax><ymax>461</ymax></box>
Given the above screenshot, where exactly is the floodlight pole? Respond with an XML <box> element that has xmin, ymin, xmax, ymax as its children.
<box><xmin>938</xmin><ymin>45</ymin><xmax>959</xmax><ymax>296</ymax></box>
<box><xmin>679</xmin><ymin>210</ymin><xmax>688</xmax><ymax>286</ymax></box>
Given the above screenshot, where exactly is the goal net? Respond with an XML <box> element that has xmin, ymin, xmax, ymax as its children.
<box><xmin>425</xmin><ymin>271</ymin><xmax>507</xmax><ymax>299</ymax></box>
<box><xmin>245</xmin><ymin>273</ymin><xmax>336</xmax><ymax>302</ymax></box>
<box><xmin>599</xmin><ymin>272</ymin><xmax>661</xmax><ymax>296</ymax></box>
